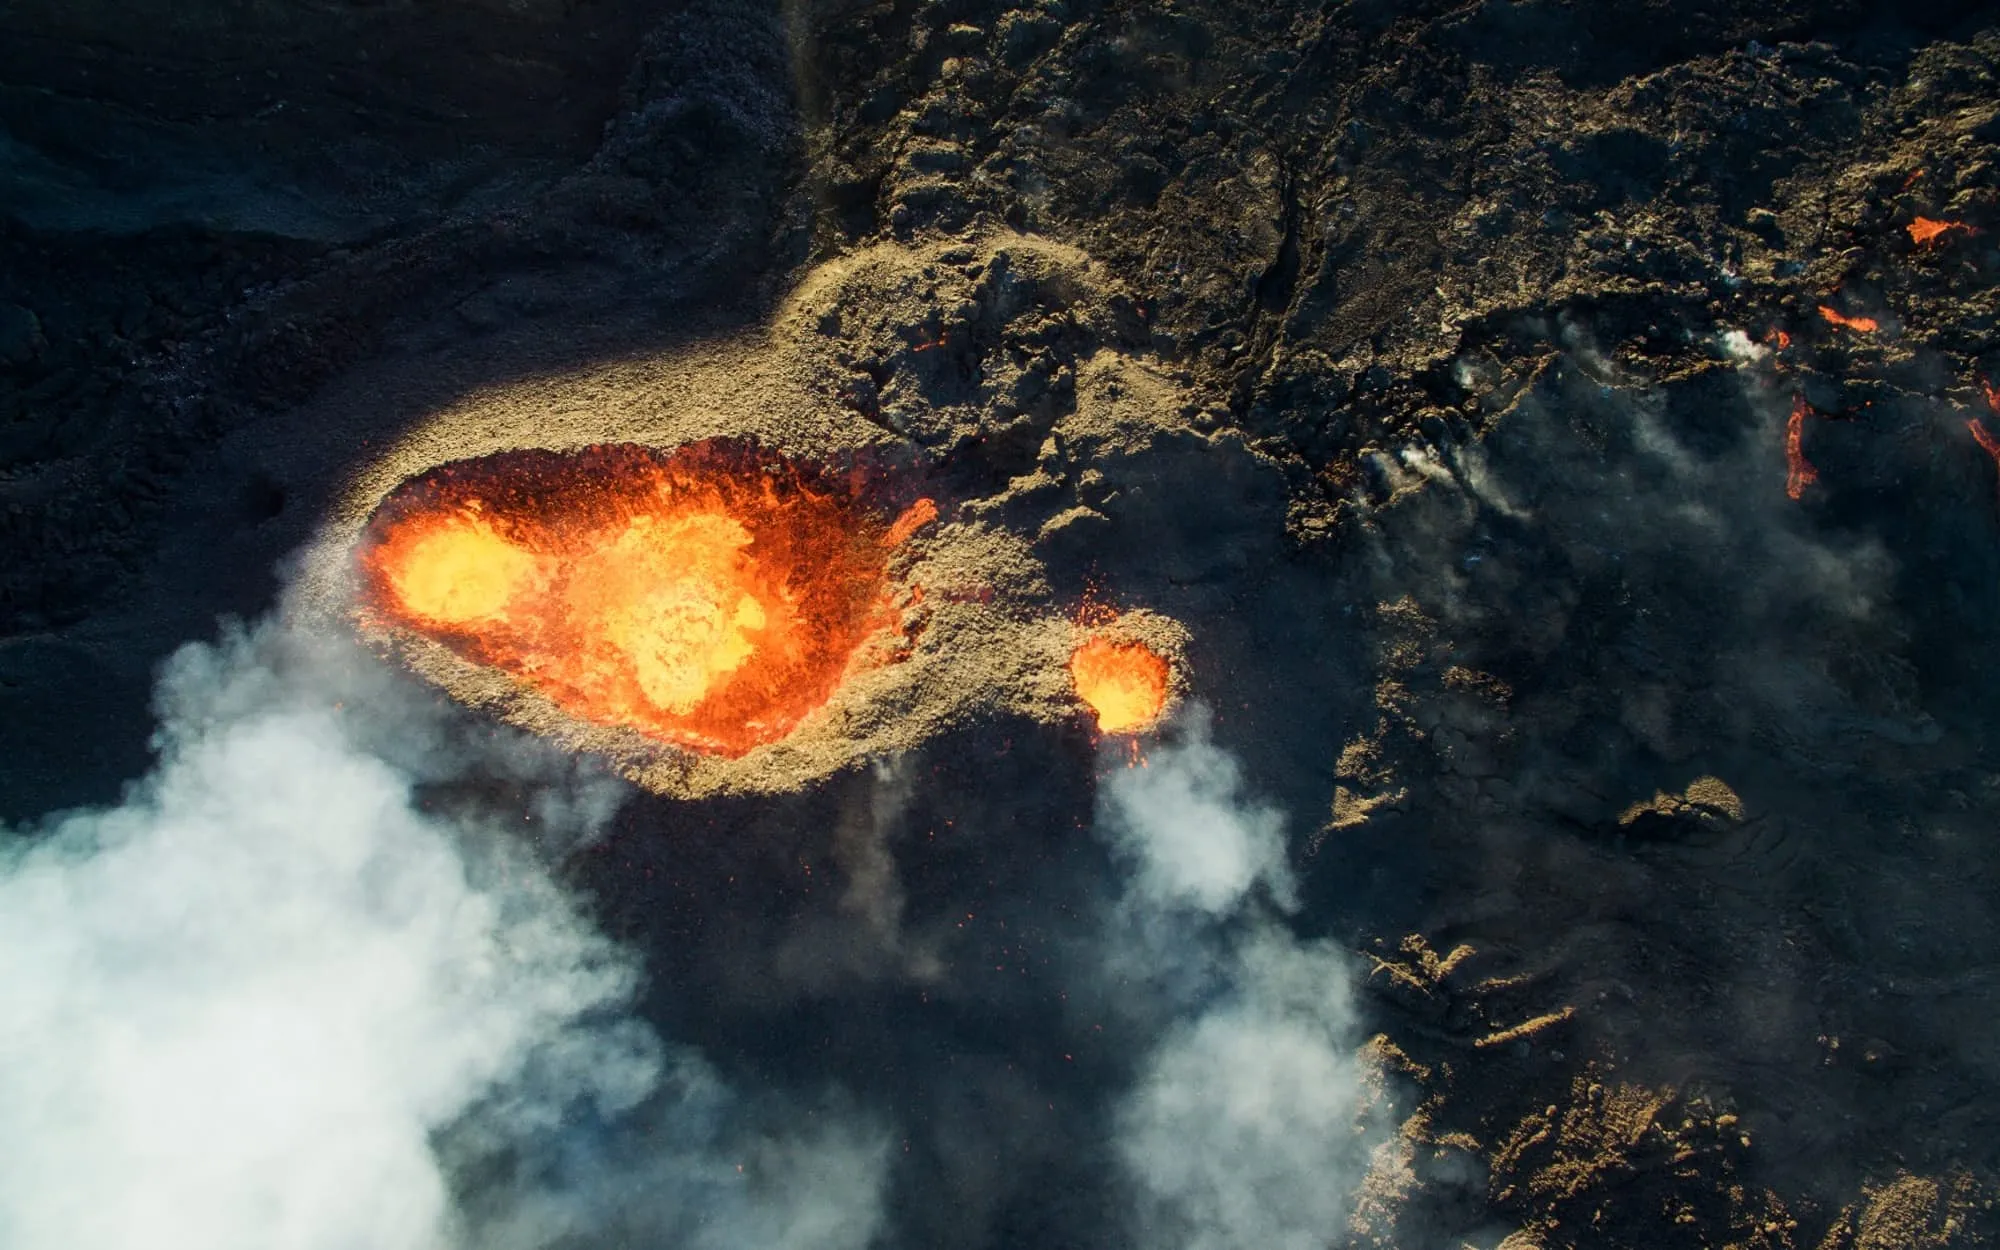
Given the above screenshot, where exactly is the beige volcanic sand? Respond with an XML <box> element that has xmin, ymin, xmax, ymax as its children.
<box><xmin>293</xmin><ymin>231</ymin><xmax>1200</xmax><ymax>796</ymax></box>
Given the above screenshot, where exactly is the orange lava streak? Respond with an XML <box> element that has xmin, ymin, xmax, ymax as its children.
<box><xmin>359</xmin><ymin>441</ymin><xmax>902</xmax><ymax>757</ymax></box>
<box><xmin>1969</xmin><ymin>381</ymin><xmax>2000</xmax><ymax>497</ymax></box>
<box><xmin>1070</xmin><ymin>636</ymin><xmax>1169</xmax><ymax>734</ymax></box>
<box><xmin>1785</xmin><ymin>396</ymin><xmax>1819</xmax><ymax>501</ymax></box>
<box><xmin>881</xmin><ymin>497</ymin><xmax>938</xmax><ymax>548</ymax></box>
<box><xmin>1908</xmin><ymin>216</ymin><xmax>1973</xmax><ymax>247</ymax></box>
<box><xmin>1969</xmin><ymin>418</ymin><xmax>2000</xmax><ymax>473</ymax></box>
<box><xmin>1817</xmin><ymin>306</ymin><xmax>1878</xmax><ymax>333</ymax></box>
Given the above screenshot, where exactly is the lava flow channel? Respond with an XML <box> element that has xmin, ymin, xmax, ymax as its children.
<box><xmin>358</xmin><ymin>440</ymin><xmax>922</xmax><ymax>757</ymax></box>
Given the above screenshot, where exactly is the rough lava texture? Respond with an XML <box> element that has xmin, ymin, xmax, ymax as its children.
<box><xmin>8</xmin><ymin>1</ymin><xmax>2000</xmax><ymax>1248</ymax></box>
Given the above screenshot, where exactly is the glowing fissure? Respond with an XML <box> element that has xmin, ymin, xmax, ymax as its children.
<box><xmin>1785</xmin><ymin>396</ymin><xmax>1819</xmax><ymax>501</ymax></box>
<box><xmin>359</xmin><ymin>441</ymin><xmax>902</xmax><ymax>756</ymax></box>
<box><xmin>1816</xmin><ymin>305</ymin><xmax>1878</xmax><ymax>333</ymax></box>
<box><xmin>1967</xmin><ymin>415</ymin><xmax>2000</xmax><ymax>495</ymax></box>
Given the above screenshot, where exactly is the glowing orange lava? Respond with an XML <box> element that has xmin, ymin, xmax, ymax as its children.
<box><xmin>881</xmin><ymin>497</ymin><xmax>939</xmax><ymax>548</ymax></box>
<box><xmin>1817</xmin><ymin>306</ymin><xmax>1879</xmax><ymax>334</ymax></box>
<box><xmin>1969</xmin><ymin>417</ymin><xmax>2000</xmax><ymax>476</ymax></box>
<box><xmin>1070</xmin><ymin>636</ymin><xmax>1169</xmax><ymax>733</ymax></box>
<box><xmin>358</xmin><ymin>440</ymin><xmax>907</xmax><ymax>756</ymax></box>
<box><xmin>1785</xmin><ymin>396</ymin><xmax>1819</xmax><ymax>501</ymax></box>
<box><xmin>1908</xmin><ymin>216</ymin><xmax>1972</xmax><ymax>248</ymax></box>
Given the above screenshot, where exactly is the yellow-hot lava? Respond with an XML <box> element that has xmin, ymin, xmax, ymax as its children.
<box><xmin>571</xmin><ymin>512</ymin><xmax>772</xmax><ymax>716</ymax></box>
<box><xmin>373</xmin><ymin>513</ymin><xmax>544</xmax><ymax>625</ymax></box>
<box><xmin>1070</xmin><ymin>635</ymin><xmax>1169</xmax><ymax>733</ymax></box>
<box><xmin>358</xmin><ymin>440</ymin><xmax>907</xmax><ymax>757</ymax></box>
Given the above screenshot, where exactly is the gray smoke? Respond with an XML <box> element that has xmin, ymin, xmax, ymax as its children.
<box><xmin>0</xmin><ymin>620</ymin><xmax>887</xmax><ymax>1250</ymax></box>
<box><xmin>1096</xmin><ymin>707</ymin><xmax>1382</xmax><ymax>1250</ymax></box>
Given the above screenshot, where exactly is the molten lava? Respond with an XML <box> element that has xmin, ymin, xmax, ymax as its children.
<box><xmin>358</xmin><ymin>440</ymin><xmax>907</xmax><ymax>756</ymax></box>
<box><xmin>1908</xmin><ymin>216</ymin><xmax>1971</xmax><ymax>248</ymax></box>
<box><xmin>1969</xmin><ymin>417</ymin><xmax>2000</xmax><ymax>481</ymax></box>
<box><xmin>1070</xmin><ymin>636</ymin><xmax>1169</xmax><ymax>733</ymax></box>
<box><xmin>374</xmin><ymin>513</ymin><xmax>544</xmax><ymax>625</ymax></box>
<box><xmin>1785</xmin><ymin>396</ymin><xmax>1819</xmax><ymax>501</ymax></box>
<box><xmin>1817</xmin><ymin>306</ymin><xmax>1878</xmax><ymax>334</ymax></box>
<box><xmin>882</xmin><ymin>497</ymin><xmax>939</xmax><ymax>548</ymax></box>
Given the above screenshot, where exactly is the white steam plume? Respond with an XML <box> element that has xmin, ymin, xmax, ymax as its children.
<box><xmin>1097</xmin><ymin>707</ymin><xmax>1382</xmax><ymax>1250</ymax></box>
<box><xmin>1100</xmin><ymin>706</ymin><xmax>1296</xmax><ymax>916</ymax></box>
<box><xmin>0</xmin><ymin>621</ymin><xmax>887</xmax><ymax>1250</ymax></box>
